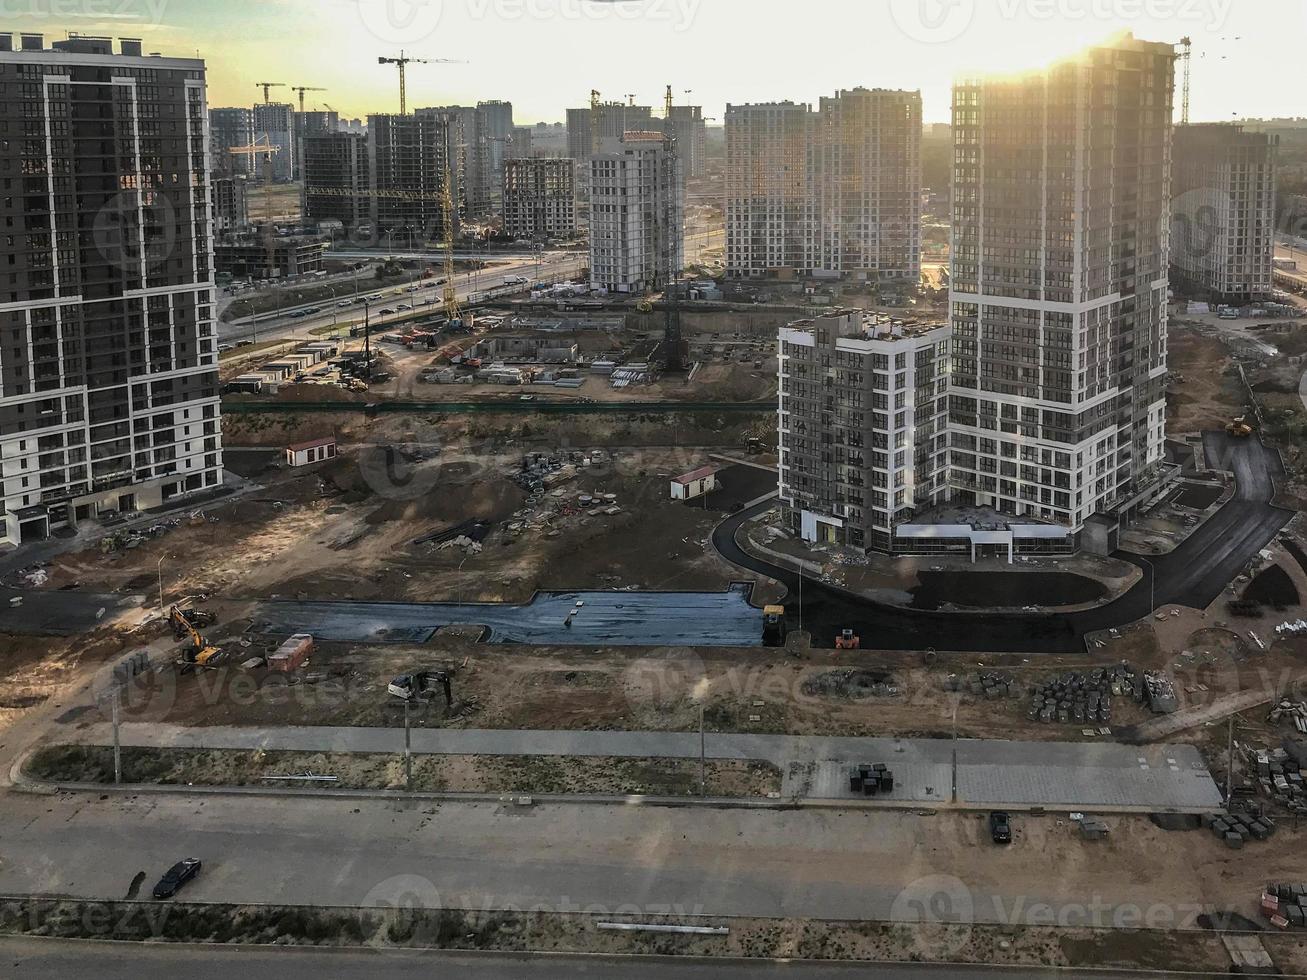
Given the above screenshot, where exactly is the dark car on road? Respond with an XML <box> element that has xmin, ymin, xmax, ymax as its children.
<box><xmin>153</xmin><ymin>858</ymin><xmax>202</xmax><ymax>898</ymax></box>
<box><xmin>990</xmin><ymin>811</ymin><xmax>1012</xmax><ymax>844</ymax></box>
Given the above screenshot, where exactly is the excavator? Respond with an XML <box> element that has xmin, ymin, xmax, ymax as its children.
<box><xmin>169</xmin><ymin>605</ymin><xmax>224</xmax><ymax>671</ymax></box>
<box><xmin>1226</xmin><ymin>416</ymin><xmax>1254</xmax><ymax>438</ymax></box>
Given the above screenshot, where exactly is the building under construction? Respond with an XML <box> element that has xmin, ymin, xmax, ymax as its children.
<box><xmin>366</xmin><ymin>113</ymin><xmax>456</xmax><ymax>241</ymax></box>
<box><xmin>303</xmin><ymin>132</ymin><xmax>370</xmax><ymax>234</ymax></box>
<box><xmin>1171</xmin><ymin>123</ymin><xmax>1277</xmax><ymax>305</ymax></box>
<box><xmin>503</xmin><ymin>158</ymin><xmax>576</xmax><ymax>241</ymax></box>
<box><xmin>588</xmin><ymin>134</ymin><xmax>683</xmax><ymax>294</ymax></box>
<box><xmin>725</xmin><ymin>89</ymin><xmax>922</xmax><ymax>285</ymax></box>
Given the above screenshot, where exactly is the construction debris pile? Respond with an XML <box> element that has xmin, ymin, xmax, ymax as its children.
<box><xmin>1270</xmin><ymin>700</ymin><xmax>1307</xmax><ymax>735</ymax></box>
<box><xmin>944</xmin><ymin>670</ymin><xmax>1023</xmax><ymax>702</ymax></box>
<box><xmin>1260</xmin><ymin>883</ymin><xmax>1307</xmax><ymax>929</ymax></box>
<box><xmin>1205</xmin><ymin>804</ymin><xmax>1276</xmax><ymax>849</ymax></box>
<box><xmin>98</xmin><ymin>511</ymin><xmax>218</xmax><ymax>554</ymax></box>
<box><xmin>1275</xmin><ymin>619</ymin><xmax>1307</xmax><ymax>637</ymax></box>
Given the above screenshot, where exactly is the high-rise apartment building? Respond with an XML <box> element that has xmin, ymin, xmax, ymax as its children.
<box><xmin>503</xmin><ymin>158</ymin><xmax>576</xmax><ymax>241</ymax></box>
<box><xmin>567</xmin><ymin>103</ymin><xmax>654</xmax><ymax>162</ymax></box>
<box><xmin>664</xmin><ymin>105</ymin><xmax>707</xmax><ymax>179</ymax></box>
<box><xmin>367</xmin><ymin>114</ymin><xmax>455</xmax><ymax>242</ymax></box>
<box><xmin>1171</xmin><ymin>123</ymin><xmax>1276</xmax><ymax>304</ymax></box>
<box><xmin>724</xmin><ymin>102</ymin><xmax>811</xmax><ymax>278</ymax></box>
<box><xmin>303</xmin><ymin>132</ymin><xmax>370</xmax><ymax>234</ymax></box>
<box><xmin>778</xmin><ymin>311</ymin><xmax>952</xmax><ymax>552</ymax></box>
<box><xmin>949</xmin><ymin>33</ymin><xmax>1174</xmax><ymax>538</ymax></box>
<box><xmin>415</xmin><ymin>102</ymin><xmax>513</xmax><ymax>218</ymax></box>
<box><xmin>724</xmin><ymin>89</ymin><xmax>922</xmax><ymax>284</ymax></box>
<box><xmin>210</xmin><ymin>106</ymin><xmax>253</xmax><ymax>176</ymax></box>
<box><xmin>211</xmin><ymin>176</ymin><xmax>250</xmax><ymax>236</ymax></box>
<box><xmin>0</xmin><ymin>34</ymin><xmax>223</xmax><ymax>547</ymax></box>
<box><xmin>812</xmin><ymin>89</ymin><xmax>921</xmax><ymax>282</ymax></box>
<box><xmin>588</xmin><ymin>134</ymin><xmax>683</xmax><ymax>294</ymax></box>
<box><xmin>251</xmin><ymin>102</ymin><xmax>295</xmax><ymax>182</ymax></box>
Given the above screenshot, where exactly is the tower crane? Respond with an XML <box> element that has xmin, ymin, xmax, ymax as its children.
<box><xmin>255</xmin><ymin>82</ymin><xmax>285</xmax><ymax>104</ymax></box>
<box><xmin>291</xmin><ymin>86</ymin><xmax>327</xmax><ymax>114</ymax></box>
<box><xmin>377</xmin><ymin>51</ymin><xmax>465</xmax><ymax>115</ymax></box>
<box><xmin>1179</xmin><ymin>37</ymin><xmax>1192</xmax><ymax>125</ymax></box>
<box><xmin>589</xmin><ymin>89</ymin><xmax>603</xmax><ymax>156</ymax></box>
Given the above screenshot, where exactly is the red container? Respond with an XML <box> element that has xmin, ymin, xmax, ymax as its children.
<box><xmin>269</xmin><ymin>634</ymin><xmax>314</xmax><ymax>673</ymax></box>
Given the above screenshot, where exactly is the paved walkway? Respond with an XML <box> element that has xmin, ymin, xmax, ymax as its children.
<box><xmin>68</xmin><ymin>723</ymin><xmax>1223</xmax><ymax>812</ymax></box>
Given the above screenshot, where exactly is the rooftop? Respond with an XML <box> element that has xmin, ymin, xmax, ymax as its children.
<box><xmin>791</xmin><ymin>309</ymin><xmax>948</xmax><ymax>341</ymax></box>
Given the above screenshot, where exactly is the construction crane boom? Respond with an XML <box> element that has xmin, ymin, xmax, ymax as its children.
<box><xmin>590</xmin><ymin>89</ymin><xmax>603</xmax><ymax>157</ymax></box>
<box><xmin>228</xmin><ymin>135</ymin><xmax>282</xmax><ymax>277</ymax></box>
<box><xmin>291</xmin><ymin>85</ymin><xmax>327</xmax><ymax>114</ymax></box>
<box><xmin>377</xmin><ymin>51</ymin><xmax>465</xmax><ymax>115</ymax></box>
<box><xmin>255</xmin><ymin>81</ymin><xmax>285</xmax><ymax>104</ymax></box>
<box><xmin>442</xmin><ymin>163</ymin><xmax>462</xmax><ymax>326</ymax></box>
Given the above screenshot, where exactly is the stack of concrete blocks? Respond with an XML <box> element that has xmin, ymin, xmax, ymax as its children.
<box><xmin>1206</xmin><ymin>808</ymin><xmax>1277</xmax><ymax>849</ymax></box>
<box><xmin>944</xmin><ymin>671</ymin><xmax>1023</xmax><ymax>702</ymax></box>
<box><xmin>1253</xmin><ymin>747</ymin><xmax>1307</xmax><ymax>812</ymax></box>
<box><xmin>1024</xmin><ymin>663</ymin><xmax>1137</xmax><ymax>724</ymax></box>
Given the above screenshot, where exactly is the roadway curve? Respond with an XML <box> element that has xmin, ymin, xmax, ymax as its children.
<box><xmin>712</xmin><ymin>433</ymin><xmax>1293</xmax><ymax>653</ymax></box>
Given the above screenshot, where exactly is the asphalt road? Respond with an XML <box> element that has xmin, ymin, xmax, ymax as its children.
<box><xmin>713</xmin><ymin>434</ymin><xmax>1293</xmax><ymax>653</ymax></box>
<box><xmin>0</xmin><ymin>793</ymin><xmax>1238</xmax><ymax>928</ymax></box>
<box><xmin>0</xmin><ymin>938</ymin><xmax>1225</xmax><ymax>979</ymax></box>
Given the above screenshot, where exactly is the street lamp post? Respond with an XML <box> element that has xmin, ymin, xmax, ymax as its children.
<box><xmin>157</xmin><ymin>554</ymin><xmax>168</xmax><ymax>618</ymax></box>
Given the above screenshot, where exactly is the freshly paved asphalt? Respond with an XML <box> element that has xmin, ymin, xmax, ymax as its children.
<box><xmin>713</xmin><ymin>434</ymin><xmax>1293</xmax><ymax>653</ymax></box>
<box><xmin>0</xmin><ymin>938</ymin><xmax>1231</xmax><ymax>979</ymax></box>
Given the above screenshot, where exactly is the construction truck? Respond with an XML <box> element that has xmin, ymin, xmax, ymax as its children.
<box><xmin>1226</xmin><ymin>416</ymin><xmax>1254</xmax><ymax>438</ymax></box>
<box><xmin>169</xmin><ymin>606</ymin><xmax>224</xmax><ymax>671</ymax></box>
<box><xmin>388</xmin><ymin>669</ymin><xmax>452</xmax><ymax>707</ymax></box>
<box><xmin>762</xmin><ymin>605</ymin><xmax>787</xmax><ymax>646</ymax></box>
<box><xmin>745</xmin><ymin>437</ymin><xmax>765</xmax><ymax>455</ymax></box>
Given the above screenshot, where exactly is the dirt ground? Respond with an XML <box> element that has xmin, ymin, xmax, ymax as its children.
<box><xmin>28</xmin><ymin>744</ymin><xmax>781</xmax><ymax>798</ymax></box>
<box><xmin>0</xmin><ymin>630</ymin><xmax>134</xmax><ymax>732</ymax></box>
<box><xmin>0</xmin><ymin>894</ymin><xmax>1262</xmax><ymax>973</ymax></box>
<box><xmin>27</xmin><ymin>447</ymin><xmax>752</xmax><ymax>608</ymax></box>
<box><xmin>1165</xmin><ymin>324</ymin><xmax>1248</xmax><ymax>436</ymax></box>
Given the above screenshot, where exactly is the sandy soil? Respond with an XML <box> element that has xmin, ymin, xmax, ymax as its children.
<box><xmin>1166</xmin><ymin>325</ymin><xmax>1248</xmax><ymax>436</ymax></box>
<box><xmin>28</xmin><ymin>744</ymin><xmax>781</xmax><ymax>798</ymax></box>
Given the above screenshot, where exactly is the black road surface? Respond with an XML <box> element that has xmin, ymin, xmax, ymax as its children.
<box><xmin>0</xmin><ymin>937</ymin><xmax>1232</xmax><ymax>979</ymax></box>
<box><xmin>712</xmin><ymin>433</ymin><xmax>1293</xmax><ymax>653</ymax></box>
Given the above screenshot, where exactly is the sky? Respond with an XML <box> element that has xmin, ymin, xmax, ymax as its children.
<box><xmin>14</xmin><ymin>0</ymin><xmax>1306</xmax><ymax>124</ymax></box>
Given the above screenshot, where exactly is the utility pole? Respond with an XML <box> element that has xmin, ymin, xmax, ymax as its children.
<box><xmin>156</xmin><ymin>554</ymin><xmax>167</xmax><ymax>618</ymax></box>
<box><xmin>699</xmin><ymin>705</ymin><xmax>706</xmax><ymax>797</ymax></box>
<box><xmin>362</xmin><ymin>297</ymin><xmax>372</xmax><ymax>380</ymax></box>
<box><xmin>111</xmin><ymin>688</ymin><xmax>122</xmax><ymax>785</ymax></box>
<box><xmin>404</xmin><ymin>698</ymin><xmax>413</xmax><ymax>792</ymax></box>
<box><xmin>1225</xmin><ymin>713</ymin><xmax>1237</xmax><ymax>803</ymax></box>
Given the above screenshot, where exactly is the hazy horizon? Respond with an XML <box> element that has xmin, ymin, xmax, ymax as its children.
<box><xmin>9</xmin><ymin>0</ymin><xmax>1303</xmax><ymax>124</ymax></box>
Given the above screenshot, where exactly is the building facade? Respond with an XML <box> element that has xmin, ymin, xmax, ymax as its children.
<box><xmin>724</xmin><ymin>102</ymin><xmax>812</xmax><ymax>278</ymax></box>
<box><xmin>588</xmin><ymin>134</ymin><xmax>684</xmax><ymax>294</ymax></box>
<box><xmin>251</xmin><ymin>102</ymin><xmax>296</xmax><ymax>182</ymax></box>
<box><xmin>503</xmin><ymin>158</ymin><xmax>576</xmax><ymax>240</ymax></box>
<box><xmin>302</xmin><ymin>132</ymin><xmax>370</xmax><ymax>234</ymax></box>
<box><xmin>664</xmin><ymin>105</ymin><xmax>707</xmax><ymax>179</ymax></box>
<box><xmin>210</xmin><ymin>106</ymin><xmax>253</xmax><ymax>176</ymax></box>
<box><xmin>1171</xmin><ymin>123</ymin><xmax>1277</xmax><ymax>304</ymax></box>
<box><xmin>724</xmin><ymin>89</ymin><xmax>922</xmax><ymax>284</ymax></box>
<box><xmin>0</xmin><ymin>34</ymin><xmax>223</xmax><ymax>547</ymax></box>
<box><xmin>367</xmin><ymin>114</ymin><xmax>455</xmax><ymax>241</ymax></box>
<box><xmin>778</xmin><ymin>311</ymin><xmax>951</xmax><ymax>552</ymax></box>
<box><xmin>948</xmin><ymin>33</ymin><xmax>1174</xmax><ymax>538</ymax></box>
<box><xmin>211</xmin><ymin>176</ymin><xmax>250</xmax><ymax>236</ymax></box>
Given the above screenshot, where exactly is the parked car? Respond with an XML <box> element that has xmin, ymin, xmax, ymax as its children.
<box><xmin>378</xmin><ymin>308</ymin><xmax>395</xmax><ymax>316</ymax></box>
<box><xmin>989</xmin><ymin>811</ymin><xmax>1012</xmax><ymax>844</ymax></box>
<box><xmin>153</xmin><ymin>858</ymin><xmax>202</xmax><ymax>898</ymax></box>
<box><xmin>235</xmin><ymin>340</ymin><xmax>254</xmax><ymax>348</ymax></box>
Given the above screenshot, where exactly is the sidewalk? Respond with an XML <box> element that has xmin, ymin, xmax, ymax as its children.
<box><xmin>62</xmin><ymin>722</ymin><xmax>1223</xmax><ymax>811</ymax></box>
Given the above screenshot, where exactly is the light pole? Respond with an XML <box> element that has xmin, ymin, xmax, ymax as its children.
<box><xmin>157</xmin><ymin>553</ymin><xmax>169</xmax><ymax>617</ymax></box>
<box><xmin>1139</xmin><ymin>555</ymin><xmax>1155</xmax><ymax>617</ymax></box>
